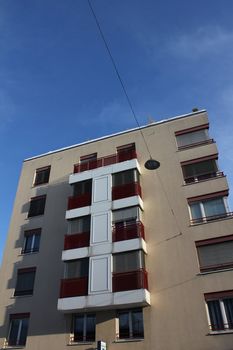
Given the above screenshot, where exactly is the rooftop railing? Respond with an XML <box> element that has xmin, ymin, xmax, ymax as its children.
<box><xmin>73</xmin><ymin>150</ymin><xmax>137</xmax><ymax>173</ymax></box>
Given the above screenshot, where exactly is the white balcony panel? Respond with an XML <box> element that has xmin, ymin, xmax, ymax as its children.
<box><xmin>112</xmin><ymin>196</ymin><xmax>144</xmax><ymax>211</ymax></box>
<box><xmin>90</xmin><ymin>243</ymin><xmax>112</xmax><ymax>256</ymax></box>
<box><xmin>57</xmin><ymin>288</ymin><xmax>150</xmax><ymax>312</ymax></box>
<box><xmin>113</xmin><ymin>238</ymin><xmax>147</xmax><ymax>254</ymax></box>
<box><xmin>69</xmin><ymin>159</ymin><xmax>140</xmax><ymax>184</ymax></box>
<box><xmin>91</xmin><ymin>212</ymin><xmax>111</xmax><ymax>245</ymax></box>
<box><xmin>89</xmin><ymin>255</ymin><xmax>111</xmax><ymax>294</ymax></box>
<box><xmin>62</xmin><ymin>247</ymin><xmax>89</xmax><ymax>261</ymax></box>
<box><xmin>66</xmin><ymin>206</ymin><xmax>90</xmax><ymax>220</ymax></box>
<box><xmin>92</xmin><ymin>175</ymin><xmax>111</xmax><ymax>203</ymax></box>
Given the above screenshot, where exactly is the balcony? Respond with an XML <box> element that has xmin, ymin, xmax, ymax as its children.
<box><xmin>73</xmin><ymin>150</ymin><xmax>137</xmax><ymax>173</ymax></box>
<box><xmin>59</xmin><ymin>277</ymin><xmax>88</xmax><ymax>298</ymax></box>
<box><xmin>64</xmin><ymin>232</ymin><xmax>90</xmax><ymax>250</ymax></box>
<box><xmin>67</xmin><ymin>193</ymin><xmax>92</xmax><ymax>210</ymax></box>
<box><xmin>185</xmin><ymin>171</ymin><xmax>224</xmax><ymax>184</ymax></box>
<box><xmin>190</xmin><ymin>212</ymin><xmax>233</xmax><ymax>225</ymax></box>
<box><xmin>112</xmin><ymin>269</ymin><xmax>148</xmax><ymax>293</ymax></box>
<box><xmin>113</xmin><ymin>221</ymin><xmax>145</xmax><ymax>242</ymax></box>
<box><xmin>112</xmin><ymin>182</ymin><xmax>142</xmax><ymax>201</ymax></box>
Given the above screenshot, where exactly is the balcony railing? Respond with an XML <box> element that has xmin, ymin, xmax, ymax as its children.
<box><xmin>73</xmin><ymin>150</ymin><xmax>137</xmax><ymax>173</ymax></box>
<box><xmin>59</xmin><ymin>277</ymin><xmax>88</xmax><ymax>298</ymax></box>
<box><xmin>112</xmin><ymin>182</ymin><xmax>142</xmax><ymax>201</ymax></box>
<box><xmin>112</xmin><ymin>269</ymin><xmax>148</xmax><ymax>292</ymax></box>
<box><xmin>178</xmin><ymin>138</ymin><xmax>214</xmax><ymax>151</ymax></box>
<box><xmin>67</xmin><ymin>193</ymin><xmax>92</xmax><ymax>210</ymax></box>
<box><xmin>200</xmin><ymin>261</ymin><xmax>233</xmax><ymax>273</ymax></box>
<box><xmin>112</xmin><ymin>221</ymin><xmax>145</xmax><ymax>242</ymax></box>
<box><xmin>64</xmin><ymin>232</ymin><xmax>90</xmax><ymax>250</ymax></box>
<box><xmin>191</xmin><ymin>212</ymin><xmax>233</xmax><ymax>224</ymax></box>
<box><xmin>185</xmin><ymin>171</ymin><xmax>224</xmax><ymax>184</ymax></box>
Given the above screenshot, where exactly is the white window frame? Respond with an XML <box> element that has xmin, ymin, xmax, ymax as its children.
<box><xmin>189</xmin><ymin>196</ymin><xmax>229</xmax><ymax>223</ymax></box>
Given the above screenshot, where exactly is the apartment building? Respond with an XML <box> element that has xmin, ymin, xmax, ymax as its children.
<box><xmin>0</xmin><ymin>110</ymin><xmax>232</xmax><ymax>350</ymax></box>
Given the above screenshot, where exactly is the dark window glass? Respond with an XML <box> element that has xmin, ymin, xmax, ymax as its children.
<box><xmin>28</xmin><ymin>196</ymin><xmax>46</xmax><ymax>217</ymax></box>
<box><xmin>73</xmin><ymin>180</ymin><xmax>92</xmax><ymax>196</ymax></box>
<box><xmin>34</xmin><ymin>166</ymin><xmax>50</xmax><ymax>186</ymax></box>
<box><xmin>73</xmin><ymin>314</ymin><xmax>95</xmax><ymax>342</ymax></box>
<box><xmin>112</xmin><ymin>169</ymin><xmax>138</xmax><ymax>187</ymax></box>
<box><xmin>182</xmin><ymin>160</ymin><xmax>218</xmax><ymax>180</ymax></box>
<box><xmin>224</xmin><ymin>298</ymin><xmax>233</xmax><ymax>328</ymax></box>
<box><xmin>66</xmin><ymin>259</ymin><xmax>89</xmax><ymax>279</ymax></box>
<box><xmin>80</xmin><ymin>154</ymin><xmax>97</xmax><ymax>164</ymax></box>
<box><xmin>118</xmin><ymin>309</ymin><xmax>144</xmax><ymax>339</ymax></box>
<box><xmin>113</xmin><ymin>251</ymin><xmax>145</xmax><ymax>273</ymax></box>
<box><xmin>8</xmin><ymin>316</ymin><xmax>29</xmax><ymax>346</ymax></box>
<box><xmin>119</xmin><ymin>312</ymin><xmax>130</xmax><ymax>338</ymax></box>
<box><xmin>207</xmin><ymin>300</ymin><xmax>224</xmax><ymax>330</ymax></box>
<box><xmin>14</xmin><ymin>269</ymin><xmax>36</xmax><ymax>296</ymax></box>
<box><xmin>22</xmin><ymin>230</ymin><xmax>41</xmax><ymax>254</ymax></box>
<box><xmin>176</xmin><ymin>129</ymin><xmax>209</xmax><ymax>148</ymax></box>
<box><xmin>68</xmin><ymin>216</ymin><xmax>91</xmax><ymax>235</ymax></box>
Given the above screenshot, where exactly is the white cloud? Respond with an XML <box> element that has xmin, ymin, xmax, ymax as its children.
<box><xmin>168</xmin><ymin>26</ymin><xmax>233</xmax><ymax>59</ymax></box>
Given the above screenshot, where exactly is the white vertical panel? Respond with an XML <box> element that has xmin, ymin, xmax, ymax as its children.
<box><xmin>89</xmin><ymin>255</ymin><xmax>111</xmax><ymax>294</ymax></box>
<box><xmin>92</xmin><ymin>175</ymin><xmax>110</xmax><ymax>203</ymax></box>
<box><xmin>91</xmin><ymin>212</ymin><xmax>111</xmax><ymax>245</ymax></box>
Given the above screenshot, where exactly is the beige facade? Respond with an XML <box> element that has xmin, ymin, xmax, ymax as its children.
<box><xmin>0</xmin><ymin>110</ymin><xmax>233</xmax><ymax>350</ymax></box>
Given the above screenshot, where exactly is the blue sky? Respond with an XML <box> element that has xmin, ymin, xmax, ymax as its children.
<box><xmin>0</xmin><ymin>0</ymin><xmax>233</xmax><ymax>264</ymax></box>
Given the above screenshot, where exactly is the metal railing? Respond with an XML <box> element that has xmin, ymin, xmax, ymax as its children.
<box><xmin>191</xmin><ymin>212</ymin><xmax>233</xmax><ymax>224</ymax></box>
<box><xmin>184</xmin><ymin>171</ymin><xmax>224</xmax><ymax>184</ymax></box>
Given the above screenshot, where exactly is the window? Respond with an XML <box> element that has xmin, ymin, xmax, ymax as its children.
<box><xmin>22</xmin><ymin>229</ymin><xmax>41</xmax><ymax>254</ymax></box>
<box><xmin>28</xmin><ymin>195</ymin><xmax>46</xmax><ymax>217</ymax></box>
<box><xmin>188</xmin><ymin>192</ymin><xmax>229</xmax><ymax>224</ymax></box>
<box><xmin>117</xmin><ymin>143</ymin><xmax>136</xmax><ymax>162</ymax></box>
<box><xmin>73</xmin><ymin>180</ymin><xmax>92</xmax><ymax>196</ymax></box>
<box><xmin>113</xmin><ymin>250</ymin><xmax>145</xmax><ymax>273</ymax></box>
<box><xmin>65</xmin><ymin>259</ymin><xmax>89</xmax><ymax>279</ymax></box>
<box><xmin>67</xmin><ymin>216</ymin><xmax>90</xmax><ymax>235</ymax></box>
<box><xmin>72</xmin><ymin>314</ymin><xmax>96</xmax><ymax>342</ymax></box>
<box><xmin>7</xmin><ymin>314</ymin><xmax>30</xmax><ymax>346</ymax></box>
<box><xmin>205</xmin><ymin>291</ymin><xmax>233</xmax><ymax>332</ymax></box>
<box><xmin>196</xmin><ymin>235</ymin><xmax>233</xmax><ymax>272</ymax></box>
<box><xmin>181</xmin><ymin>156</ymin><xmax>220</xmax><ymax>184</ymax></box>
<box><xmin>112</xmin><ymin>206</ymin><xmax>141</xmax><ymax>224</ymax></box>
<box><xmin>117</xmin><ymin>309</ymin><xmax>144</xmax><ymax>339</ymax></box>
<box><xmin>14</xmin><ymin>268</ymin><xmax>36</xmax><ymax>296</ymax></box>
<box><xmin>175</xmin><ymin>124</ymin><xmax>211</xmax><ymax>149</ymax></box>
<box><xmin>112</xmin><ymin>169</ymin><xmax>139</xmax><ymax>187</ymax></box>
<box><xmin>34</xmin><ymin>166</ymin><xmax>50</xmax><ymax>186</ymax></box>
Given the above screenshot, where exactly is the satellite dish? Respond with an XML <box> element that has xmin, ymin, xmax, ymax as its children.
<box><xmin>144</xmin><ymin>158</ymin><xmax>160</xmax><ymax>170</ymax></box>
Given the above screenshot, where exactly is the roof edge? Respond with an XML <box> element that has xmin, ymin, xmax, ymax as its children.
<box><xmin>24</xmin><ymin>109</ymin><xmax>206</xmax><ymax>162</ymax></box>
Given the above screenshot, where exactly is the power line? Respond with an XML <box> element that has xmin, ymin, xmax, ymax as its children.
<box><xmin>87</xmin><ymin>0</ymin><xmax>152</xmax><ymax>160</ymax></box>
<box><xmin>87</xmin><ymin>0</ymin><xmax>183</xmax><ymax>236</ymax></box>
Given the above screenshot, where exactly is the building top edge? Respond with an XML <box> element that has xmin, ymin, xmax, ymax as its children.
<box><xmin>24</xmin><ymin>109</ymin><xmax>206</xmax><ymax>162</ymax></box>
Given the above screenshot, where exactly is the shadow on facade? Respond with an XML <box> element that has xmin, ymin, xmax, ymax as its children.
<box><xmin>0</xmin><ymin>177</ymin><xmax>84</xmax><ymax>342</ymax></box>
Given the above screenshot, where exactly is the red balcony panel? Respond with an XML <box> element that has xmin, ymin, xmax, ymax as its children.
<box><xmin>112</xmin><ymin>269</ymin><xmax>148</xmax><ymax>293</ymax></box>
<box><xmin>73</xmin><ymin>150</ymin><xmax>137</xmax><ymax>173</ymax></box>
<box><xmin>64</xmin><ymin>232</ymin><xmax>90</xmax><ymax>250</ymax></box>
<box><xmin>67</xmin><ymin>193</ymin><xmax>92</xmax><ymax>210</ymax></box>
<box><xmin>113</xmin><ymin>222</ymin><xmax>145</xmax><ymax>242</ymax></box>
<box><xmin>112</xmin><ymin>182</ymin><xmax>142</xmax><ymax>201</ymax></box>
<box><xmin>59</xmin><ymin>277</ymin><xmax>88</xmax><ymax>298</ymax></box>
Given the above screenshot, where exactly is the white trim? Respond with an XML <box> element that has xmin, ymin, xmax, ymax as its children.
<box><xmin>57</xmin><ymin>288</ymin><xmax>150</xmax><ymax>311</ymax></box>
